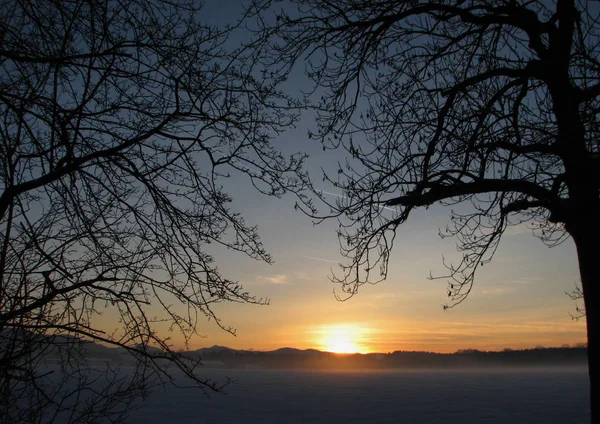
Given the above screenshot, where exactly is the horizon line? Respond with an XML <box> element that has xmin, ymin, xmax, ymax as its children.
<box><xmin>191</xmin><ymin>343</ymin><xmax>588</xmax><ymax>355</ymax></box>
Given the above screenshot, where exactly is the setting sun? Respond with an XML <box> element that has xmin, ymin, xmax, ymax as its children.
<box><xmin>315</xmin><ymin>324</ymin><xmax>370</xmax><ymax>354</ymax></box>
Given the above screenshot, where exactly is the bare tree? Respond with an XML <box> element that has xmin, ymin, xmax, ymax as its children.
<box><xmin>0</xmin><ymin>0</ymin><xmax>306</xmax><ymax>422</ymax></box>
<box><xmin>567</xmin><ymin>281</ymin><xmax>586</xmax><ymax>321</ymax></box>
<box><xmin>250</xmin><ymin>0</ymin><xmax>599</xmax><ymax>421</ymax></box>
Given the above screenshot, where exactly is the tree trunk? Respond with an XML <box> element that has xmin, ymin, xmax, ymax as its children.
<box><xmin>569</xmin><ymin>218</ymin><xmax>599</xmax><ymax>424</ymax></box>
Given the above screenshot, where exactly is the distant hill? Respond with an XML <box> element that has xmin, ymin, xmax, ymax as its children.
<box><xmin>6</xmin><ymin>329</ymin><xmax>585</xmax><ymax>370</ymax></box>
<box><xmin>190</xmin><ymin>346</ymin><xmax>588</xmax><ymax>370</ymax></box>
<box><xmin>190</xmin><ymin>345</ymin><xmax>238</xmax><ymax>355</ymax></box>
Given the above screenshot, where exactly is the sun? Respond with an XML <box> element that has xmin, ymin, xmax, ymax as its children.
<box><xmin>316</xmin><ymin>324</ymin><xmax>368</xmax><ymax>354</ymax></box>
<box><xmin>324</xmin><ymin>330</ymin><xmax>359</xmax><ymax>353</ymax></box>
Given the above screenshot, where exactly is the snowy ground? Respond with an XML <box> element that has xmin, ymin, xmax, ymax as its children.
<box><xmin>128</xmin><ymin>367</ymin><xmax>589</xmax><ymax>423</ymax></box>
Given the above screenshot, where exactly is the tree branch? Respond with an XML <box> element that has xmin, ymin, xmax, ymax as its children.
<box><xmin>386</xmin><ymin>179</ymin><xmax>555</xmax><ymax>208</ymax></box>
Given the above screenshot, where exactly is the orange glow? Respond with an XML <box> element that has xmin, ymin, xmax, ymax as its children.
<box><xmin>314</xmin><ymin>324</ymin><xmax>370</xmax><ymax>354</ymax></box>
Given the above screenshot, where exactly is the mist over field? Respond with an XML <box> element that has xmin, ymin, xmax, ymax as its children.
<box><xmin>128</xmin><ymin>368</ymin><xmax>589</xmax><ymax>424</ymax></box>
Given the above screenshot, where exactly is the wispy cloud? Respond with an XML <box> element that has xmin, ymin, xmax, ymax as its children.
<box><xmin>260</xmin><ymin>274</ymin><xmax>294</xmax><ymax>285</ymax></box>
<box><xmin>301</xmin><ymin>255</ymin><xmax>342</xmax><ymax>265</ymax></box>
<box><xmin>510</xmin><ymin>276</ymin><xmax>542</xmax><ymax>285</ymax></box>
<box><xmin>480</xmin><ymin>286</ymin><xmax>517</xmax><ymax>296</ymax></box>
<box><xmin>293</xmin><ymin>272</ymin><xmax>314</xmax><ymax>281</ymax></box>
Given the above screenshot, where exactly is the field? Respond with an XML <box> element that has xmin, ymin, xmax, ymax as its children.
<box><xmin>128</xmin><ymin>367</ymin><xmax>589</xmax><ymax>423</ymax></box>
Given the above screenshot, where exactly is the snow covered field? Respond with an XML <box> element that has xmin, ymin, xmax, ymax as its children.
<box><xmin>129</xmin><ymin>367</ymin><xmax>589</xmax><ymax>423</ymax></box>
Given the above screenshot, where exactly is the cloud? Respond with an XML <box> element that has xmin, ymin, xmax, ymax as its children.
<box><xmin>301</xmin><ymin>255</ymin><xmax>342</xmax><ymax>265</ymax></box>
<box><xmin>293</xmin><ymin>272</ymin><xmax>313</xmax><ymax>281</ymax></box>
<box><xmin>509</xmin><ymin>276</ymin><xmax>542</xmax><ymax>285</ymax></box>
<box><xmin>260</xmin><ymin>274</ymin><xmax>294</xmax><ymax>285</ymax></box>
<box><xmin>480</xmin><ymin>286</ymin><xmax>517</xmax><ymax>296</ymax></box>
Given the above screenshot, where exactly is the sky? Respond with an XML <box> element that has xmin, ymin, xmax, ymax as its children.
<box><xmin>191</xmin><ymin>139</ymin><xmax>587</xmax><ymax>354</ymax></box>
<box><xmin>121</xmin><ymin>1</ymin><xmax>588</xmax><ymax>355</ymax></box>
